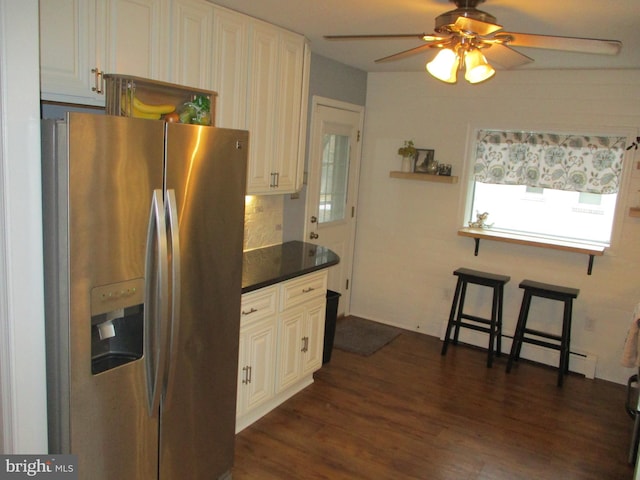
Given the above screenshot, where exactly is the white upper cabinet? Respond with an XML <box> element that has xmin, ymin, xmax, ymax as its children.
<box><xmin>97</xmin><ymin>0</ymin><xmax>169</xmax><ymax>81</ymax></box>
<box><xmin>212</xmin><ymin>6</ymin><xmax>248</xmax><ymax>129</ymax></box>
<box><xmin>211</xmin><ymin>10</ymin><xmax>310</xmax><ymax>194</ymax></box>
<box><xmin>245</xmin><ymin>20</ymin><xmax>309</xmax><ymax>195</ymax></box>
<box><xmin>39</xmin><ymin>0</ymin><xmax>102</xmax><ymax>105</ymax></box>
<box><xmin>169</xmin><ymin>0</ymin><xmax>214</xmax><ymax>89</ymax></box>
<box><xmin>245</xmin><ymin>22</ymin><xmax>279</xmax><ymax>193</ymax></box>
<box><xmin>40</xmin><ymin>0</ymin><xmax>310</xmax><ymax>195</ymax></box>
<box><xmin>273</xmin><ymin>30</ymin><xmax>309</xmax><ymax>194</ymax></box>
<box><xmin>40</xmin><ymin>0</ymin><xmax>169</xmax><ymax>105</ymax></box>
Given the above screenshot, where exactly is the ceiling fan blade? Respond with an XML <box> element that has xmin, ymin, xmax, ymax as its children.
<box><xmin>482</xmin><ymin>43</ymin><xmax>533</xmax><ymax>69</ymax></box>
<box><xmin>499</xmin><ymin>32</ymin><xmax>622</xmax><ymax>55</ymax></box>
<box><xmin>454</xmin><ymin>16</ymin><xmax>502</xmax><ymax>36</ymax></box>
<box><xmin>375</xmin><ymin>43</ymin><xmax>438</xmax><ymax>63</ymax></box>
<box><xmin>325</xmin><ymin>33</ymin><xmax>439</xmax><ymax>41</ymax></box>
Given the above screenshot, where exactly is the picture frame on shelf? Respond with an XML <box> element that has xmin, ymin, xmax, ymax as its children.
<box><xmin>413</xmin><ymin>149</ymin><xmax>435</xmax><ymax>173</ymax></box>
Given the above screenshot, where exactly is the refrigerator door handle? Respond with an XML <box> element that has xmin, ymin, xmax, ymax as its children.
<box><xmin>163</xmin><ymin>189</ymin><xmax>181</xmax><ymax>409</ymax></box>
<box><xmin>144</xmin><ymin>189</ymin><xmax>170</xmax><ymax>416</ymax></box>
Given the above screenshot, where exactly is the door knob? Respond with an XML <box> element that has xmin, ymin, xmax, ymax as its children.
<box><xmin>309</xmin><ymin>232</ymin><xmax>319</xmax><ymax>239</ymax></box>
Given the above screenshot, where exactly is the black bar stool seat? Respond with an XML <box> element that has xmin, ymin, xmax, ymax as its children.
<box><xmin>441</xmin><ymin>268</ymin><xmax>510</xmax><ymax>367</ymax></box>
<box><xmin>506</xmin><ymin>279</ymin><xmax>580</xmax><ymax>387</ymax></box>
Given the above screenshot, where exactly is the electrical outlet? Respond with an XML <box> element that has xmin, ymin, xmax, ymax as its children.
<box><xmin>584</xmin><ymin>316</ymin><xmax>596</xmax><ymax>332</ymax></box>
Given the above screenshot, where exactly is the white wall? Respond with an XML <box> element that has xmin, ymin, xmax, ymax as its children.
<box><xmin>351</xmin><ymin>69</ymin><xmax>640</xmax><ymax>385</ymax></box>
<box><xmin>0</xmin><ymin>0</ymin><xmax>48</xmax><ymax>452</ymax></box>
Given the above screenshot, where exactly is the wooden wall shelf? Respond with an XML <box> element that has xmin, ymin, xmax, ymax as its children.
<box><xmin>458</xmin><ymin>227</ymin><xmax>605</xmax><ymax>275</ymax></box>
<box><xmin>630</xmin><ymin>207</ymin><xmax>640</xmax><ymax>217</ymax></box>
<box><xmin>389</xmin><ymin>171</ymin><xmax>458</xmax><ymax>184</ymax></box>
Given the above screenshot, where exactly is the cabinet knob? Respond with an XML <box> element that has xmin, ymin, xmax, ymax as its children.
<box><xmin>309</xmin><ymin>232</ymin><xmax>319</xmax><ymax>240</ymax></box>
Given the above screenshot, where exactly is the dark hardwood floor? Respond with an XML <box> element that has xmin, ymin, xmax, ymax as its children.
<box><xmin>233</xmin><ymin>321</ymin><xmax>634</xmax><ymax>479</ymax></box>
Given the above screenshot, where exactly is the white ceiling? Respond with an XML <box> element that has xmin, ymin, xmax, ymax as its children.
<box><xmin>210</xmin><ymin>0</ymin><xmax>640</xmax><ymax>73</ymax></box>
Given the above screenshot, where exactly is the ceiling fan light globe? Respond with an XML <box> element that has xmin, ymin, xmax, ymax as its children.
<box><xmin>426</xmin><ymin>48</ymin><xmax>459</xmax><ymax>83</ymax></box>
<box><xmin>464</xmin><ymin>49</ymin><xmax>495</xmax><ymax>83</ymax></box>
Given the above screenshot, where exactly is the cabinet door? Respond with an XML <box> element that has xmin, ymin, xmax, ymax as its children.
<box><xmin>236</xmin><ymin>328</ymin><xmax>247</xmax><ymax>417</ymax></box>
<box><xmin>276</xmin><ymin>307</ymin><xmax>304</xmax><ymax>393</ymax></box>
<box><xmin>245</xmin><ymin>21</ymin><xmax>279</xmax><ymax>194</ymax></box>
<box><xmin>40</xmin><ymin>0</ymin><xmax>104</xmax><ymax>105</ymax></box>
<box><xmin>169</xmin><ymin>0</ymin><xmax>213</xmax><ymax>89</ymax></box>
<box><xmin>276</xmin><ymin>293</ymin><xmax>325</xmax><ymax>393</ymax></box>
<box><xmin>301</xmin><ymin>297</ymin><xmax>326</xmax><ymax>376</ymax></box>
<box><xmin>98</xmin><ymin>0</ymin><xmax>169</xmax><ymax>80</ymax></box>
<box><xmin>245</xmin><ymin>24</ymin><xmax>308</xmax><ymax>195</ymax></box>
<box><xmin>240</xmin><ymin>319</ymin><xmax>276</xmax><ymax>414</ymax></box>
<box><xmin>212</xmin><ymin>6</ymin><xmax>248</xmax><ymax>129</ymax></box>
<box><xmin>271</xmin><ymin>31</ymin><xmax>306</xmax><ymax>193</ymax></box>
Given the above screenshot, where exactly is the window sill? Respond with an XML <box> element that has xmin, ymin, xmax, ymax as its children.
<box><xmin>457</xmin><ymin>227</ymin><xmax>606</xmax><ymax>275</ymax></box>
<box><xmin>389</xmin><ymin>171</ymin><xmax>458</xmax><ymax>184</ymax></box>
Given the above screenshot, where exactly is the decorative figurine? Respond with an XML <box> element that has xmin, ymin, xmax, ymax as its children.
<box><xmin>469</xmin><ymin>211</ymin><xmax>493</xmax><ymax>229</ymax></box>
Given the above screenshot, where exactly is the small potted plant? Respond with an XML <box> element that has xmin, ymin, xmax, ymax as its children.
<box><xmin>397</xmin><ymin>140</ymin><xmax>417</xmax><ymax>172</ymax></box>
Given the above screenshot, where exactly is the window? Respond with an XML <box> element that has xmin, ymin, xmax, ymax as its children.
<box><xmin>467</xmin><ymin>129</ymin><xmax>627</xmax><ymax>247</ymax></box>
<box><xmin>471</xmin><ymin>183</ymin><xmax>617</xmax><ymax>245</ymax></box>
<box><xmin>319</xmin><ymin>133</ymin><xmax>350</xmax><ymax>224</ymax></box>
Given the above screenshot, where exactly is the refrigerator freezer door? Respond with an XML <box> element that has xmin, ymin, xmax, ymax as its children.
<box><xmin>43</xmin><ymin>113</ymin><xmax>165</xmax><ymax>479</ymax></box>
<box><xmin>160</xmin><ymin>124</ymin><xmax>248</xmax><ymax>479</ymax></box>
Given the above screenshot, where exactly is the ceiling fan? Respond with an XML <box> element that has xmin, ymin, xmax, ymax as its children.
<box><xmin>324</xmin><ymin>0</ymin><xmax>622</xmax><ymax>83</ymax></box>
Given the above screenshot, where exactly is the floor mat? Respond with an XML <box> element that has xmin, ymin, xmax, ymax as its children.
<box><xmin>333</xmin><ymin>316</ymin><xmax>402</xmax><ymax>356</ymax></box>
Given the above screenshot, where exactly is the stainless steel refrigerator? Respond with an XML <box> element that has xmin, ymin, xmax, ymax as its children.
<box><xmin>41</xmin><ymin>112</ymin><xmax>248</xmax><ymax>479</ymax></box>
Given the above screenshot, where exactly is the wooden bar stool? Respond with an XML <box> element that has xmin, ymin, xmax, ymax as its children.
<box><xmin>441</xmin><ymin>268</ymin><xmax>510</xmax><ymax>368</ymax></box>
<box><xmin>506</xmin><ymin>280</ymin><xmax>580</xmax><ymax>387</ymax></box>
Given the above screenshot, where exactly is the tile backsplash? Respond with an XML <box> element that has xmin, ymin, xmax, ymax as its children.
<box><xmin>243</xmin><ymin>195</ymin><xmax>284</xmax><ymax>251</ymax></box>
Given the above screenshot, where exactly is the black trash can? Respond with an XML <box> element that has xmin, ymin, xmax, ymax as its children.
<box><xmin>323</xmin><ymin>290</ymin><xmax>341</xmax><ymax>364</ymax></box>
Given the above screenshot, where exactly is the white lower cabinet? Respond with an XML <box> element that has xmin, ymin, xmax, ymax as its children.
<box><xmin>236</xmin><ymin>270</ymin><xmax>327</xmax><ymax>433</ymax></box>
<box><xmin>276</xmin><ymin>297</ymin><xmax>325</xmax><ymax>393</ymax></box>
<box><xmin>236</xmin><ymin>318</ymin><xmax>276</xmax><ymax>417</ymax></box>
<box><xmin>236</xmin><ymin>286</ymin><xmax>277</xmax><ymax>420</ymax></box>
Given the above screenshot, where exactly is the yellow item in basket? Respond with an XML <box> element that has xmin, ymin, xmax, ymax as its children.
<box><xmin>132</xmin><ymin>96</ymin><xmax>175</xmax><ymax>115</ymax></box>
<box><xmin>132</xmin><ymin>107</ymin><xmax>161</xmax><ymax>120</ymax></box>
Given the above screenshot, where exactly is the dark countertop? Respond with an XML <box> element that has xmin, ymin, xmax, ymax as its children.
<box><xmin>242</xmin><ymin>241</ymin><xmax>340</xmax><ymax>293</ymax></box>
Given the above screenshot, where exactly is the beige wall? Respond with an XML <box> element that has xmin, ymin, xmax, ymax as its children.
<box><xmin>351</xmin><ymin>69</ymin><xmax>640</xmax><ymax>384</ymax></box>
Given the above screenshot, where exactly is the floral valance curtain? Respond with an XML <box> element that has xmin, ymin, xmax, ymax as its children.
<box><xmin>473</xmin><ymin>130</ymin><xmax>626</xmax><ymax>194</ymax></box>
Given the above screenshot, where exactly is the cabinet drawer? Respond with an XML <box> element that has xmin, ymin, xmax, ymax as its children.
<box><xmin>241</xmin><ymin>286</ymin><xmax>278</xmax><ymax>326</ymax></box>
<box><xmin>280</xmin><ymin>271</ymin><xmax>327</xmax><ymax>311</ymax></box>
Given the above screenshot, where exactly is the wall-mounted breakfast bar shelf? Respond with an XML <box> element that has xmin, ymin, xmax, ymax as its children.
<box><xmin>389</xmin><ymin>171</ymin><xmax>458</xmax><ymax>184</ymax></box>
<box><xmin>458</xmin><ymin>227</ymin><xmax>605</xmax><ymax>275</ymax></box>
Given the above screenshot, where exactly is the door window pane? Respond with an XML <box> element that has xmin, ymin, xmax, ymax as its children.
<box><xmin>319</xmin><ymin>133</ymin><xmax>349</xmax><ymax>224</ymax></box>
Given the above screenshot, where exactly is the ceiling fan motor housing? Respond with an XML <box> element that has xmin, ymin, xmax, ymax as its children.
<box><xmin>436</xmin><ymin>0</ymin><xmax>497</xmax><ymax>34</ymax></box>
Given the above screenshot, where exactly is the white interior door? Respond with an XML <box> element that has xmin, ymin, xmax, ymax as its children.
<box><xmin>305</xmin><ymin>97</ymin><xmax>364</xmax><ymax>317</ymax></box>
